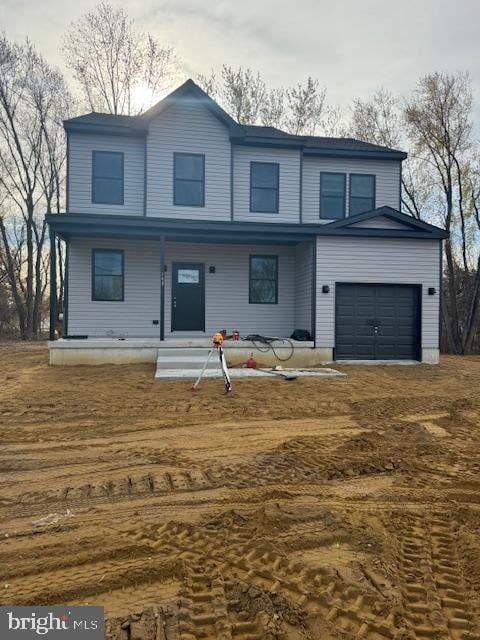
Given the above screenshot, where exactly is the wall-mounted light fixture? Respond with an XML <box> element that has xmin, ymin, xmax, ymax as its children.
<box><xmin>428</xmin><ymin>287</ymin><xmax>436</xmax><ymax>295</ymax></box>
<box><xmin>322</xmin><ymin>285</ymin><xmax>330</xmax><ymax>294</ymax></box>
<box><xmin>209</xmin><ymin>266</ymin><xmax>216</xmax><ymax>273</ymax></box>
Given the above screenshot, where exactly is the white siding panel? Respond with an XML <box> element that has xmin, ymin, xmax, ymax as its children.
<box><xmin>165</xmin><ymin>243</ymin><xmax>295</xmax><ymax>337</ymax></box>
<box><xmin>303</xmin><ymin>158</ymin><xmax>401</xmax><ymax>223</ymax></box>
<box><xmin>294</xmin><ymin>242</ymin><xmax>313</xmax><ymax>332</ymax></box>
<box><xmin>233</xmin><ymin>146</ymin><xmax>300</xmax><ymax>223</ymax></box>
<box><xmin>146</xmin><ymin>102</ymin><xmax>231</xmax><ymax>220</ymax></box>
<box><xmin>315</xmin><ymin>237</ymin><xmax>440</xmax><ymax>349</ymax></box>
<box><xmin>69</xmin><ymin>133</ymin><xmax>144</xmax><ymax>215</ymax></box>
<box><xmin>68</xmin><ymin>238</ymin><xmax>160</xmax><ymax>337</ymax></box>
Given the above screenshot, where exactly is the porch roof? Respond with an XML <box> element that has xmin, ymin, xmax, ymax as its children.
<box><xmin>46</xmin><ymin>210</ymin><xmax>448</xmax><ymax>244</ymax></box>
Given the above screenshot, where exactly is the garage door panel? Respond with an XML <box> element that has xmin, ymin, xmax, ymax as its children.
<box><xmin>336</xmin><ymin>341</ymin><xmax>375</xmax><ymax>359</ymax></box>
<box><xmin>336</xmin><ymin>284</ymin><xmax>419</xmax><ymax>360</ymax></box>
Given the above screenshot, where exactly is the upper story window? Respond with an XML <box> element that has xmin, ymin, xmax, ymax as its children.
<box><xmin>349</xmin><ymin>174</ymin><xmax>375</xmax><ymax>216</ymax></box>
<box><xmin>320</xmin><ymin>172</ymin><xmax>346</xmax><ymax>219</ymax></box>
<box><xmin>92</xmin><ymin>151</ymin><xmax>124</xmax><ymax>205</ymax></box>
<box><xmin>250</xmin><ymin>162</ymin><xmax>279</xmax><ymax>213</ymax></box>
<box><xmin>249</xmin><ymin>255</ymin><xmax>278</xmax><ymax>304</ymax></box>
<box><xmin>174</xmin><ymin>153</ymin><xmax>205</xmax><ymax>207</ymax></box>
<box><xmin>92</xmin><ymin>249</ymin><xmax>124</xmax><ymax>301</ymax></box>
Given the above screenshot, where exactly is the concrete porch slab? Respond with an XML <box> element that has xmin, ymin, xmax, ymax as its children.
<box><xmin>154</xmin><ymin>367</ymin><xmax>345</xmax><ymax>380</ymax></box>
<box><xmin>336</xmin><ymin>360</ymin><xmax>419</xmax><ymax>365</ymax></box>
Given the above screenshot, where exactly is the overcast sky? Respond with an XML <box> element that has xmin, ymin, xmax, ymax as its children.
<box><xmin>1</xmin><ymin>0</ymin><xmax>479</xmax><ymax>125</ymax></box>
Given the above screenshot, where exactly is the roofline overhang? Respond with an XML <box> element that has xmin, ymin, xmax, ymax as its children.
<box><xmin>302</xmin><ymin>148</ymin><xmax>407</xmax><ymax>161</ymax></box>
<box><xmin>63</xmin><ymin>122</ymin><xmax>407</xmax><ymax>159</ymax></box>
<box><xmin>63</xmin><ymin>122</ymin><xmax>148</xmax><ymax>137</ymax></box>
<box><xmin>46</xmin><ymin>212</ymin><xmax>448</xmax><ymax>241</ymax></box>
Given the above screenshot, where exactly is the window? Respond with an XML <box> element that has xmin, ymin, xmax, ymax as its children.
<box><xmin>320</xmin><ymin>172</ymin><xmax>346</xmax><ymax>219</ymax></box>
<box><xmin>250</xmin><ymin>162</ymin><xmax>279</xmax><ymax>213</ymax></box>
<box><xmin>174</xmin><ymin>153</ymin><xmax>205</xmax><ymax>206</ymax></box>
<box><xmin>177</xmin><ymin>268</ymin><xmax>200</xmax><ymax>284</ymax></box>
<box><xmin>249</xmin><ymin>255</ymin><xmax>278</xmax><ymax>304</ymax></box>
<box><xmin>349</xmin><ymin>174</ymin><xmax>375</xmax><ymax>216</ymax></box>
<box><xmin>92</xmin><ymin>250</ymin><xmax>124</xmax><ymax>301</ymax></box>
<box><xmin>92</xmin><ymin>151</ymin><xmax>124</xmax><ymax>205</ymax></box>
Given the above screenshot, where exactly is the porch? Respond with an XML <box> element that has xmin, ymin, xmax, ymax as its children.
<box><xmin>47</xmin><ymin>213</ymin><xmax>321</xmax><ymax>365</ymax></box>
<box><xmin>47</xmin><ymin>337</ymin><xmax>329</xmax><ymax>367</ymax></box>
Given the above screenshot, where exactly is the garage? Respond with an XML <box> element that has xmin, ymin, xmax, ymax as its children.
<box><xmin>335</xmin><ymin>283</ymin><xmax>421</xmax><ymax>360</ymax></box>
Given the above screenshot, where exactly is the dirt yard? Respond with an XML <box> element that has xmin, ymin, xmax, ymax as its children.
<box><xmin>1</xmin><ymin>343</ymin><xmax>480</xmax><ymax>639</ymax></box>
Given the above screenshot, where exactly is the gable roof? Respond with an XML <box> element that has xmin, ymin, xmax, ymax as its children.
<box><xmin>323</xmin><ymin>206</ymin><xmax>448</xmax><ymax>238</ymax></box>
<box><xmin>63</xmin><ymin>80</ymin><xmax>407</xmax><ymax>160</ymax></box>
<box><xmin>138</xmin><ymin>79</ymin><xmax>243</xmax><ymax>135</ymax></box>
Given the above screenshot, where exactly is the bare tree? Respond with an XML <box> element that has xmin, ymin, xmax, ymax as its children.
<box><xmin>198</xmin><ymin>68</ymin><xmax>344</xmax><ymax>137</ymax></box>
<box><xmin>0</xmin><ymin>35</ymin><xmax>71</xmax><ymax>339</ymax></box>
<box><xmin>405</xmin><ymin>71</ymin><xmax>477</xmax><ymax>354</ymax></box>
<box><xmin>321</xmin><ymin>104</ymin><xmax>347</xmax><ymax>137</ymax></box>
<box><xmin>351</xmin><ymin>89</ymin><xmax>401</xmax><ymax>148</ymax></box>
<box><xmin>217</xmin><ymin>66</ymin><xmax>267</xmax><ymax>124</ymax></box>
<box><xmin>286</xmin><ymin>77</ymin><xmax>326</xmax><ymax>135</ymax></box>
<box><xmin>350</xmin><ymin>89</ymin><xmax>433</xmax><ymax>219</ymax></box>
<box><xmin>196</xmin><ymin>70</ymin><xmax>218</xmax><ymax>98</ymax></box>
<box><xmin>63</xmin><ymin>2</ymin><xmax>177</xmax><ymax>115</ymax></box>
<box><xmin>260</xmin><ymin>88</ymin><xmax>286</xmax><ymax>129</ymax></box>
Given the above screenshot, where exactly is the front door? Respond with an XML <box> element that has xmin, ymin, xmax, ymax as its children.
<box><xmin>171</xmin><ymin>263</ymin><xmax>205</xmax><ymax>332</ymax></box>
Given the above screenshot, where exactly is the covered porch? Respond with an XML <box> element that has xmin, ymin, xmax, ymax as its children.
<box><xmin>47</xmin><ymin>213</ymin><xmax>322</xmax><ymax>365</ymax></box>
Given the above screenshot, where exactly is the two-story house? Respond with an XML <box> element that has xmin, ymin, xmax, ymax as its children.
<box><xmin>47</xmin><ymin>79</ymin><xmax>447</xmax><ymax>366</ymax></box>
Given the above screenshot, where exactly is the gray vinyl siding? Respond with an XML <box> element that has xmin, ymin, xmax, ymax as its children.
<box><xmin>68</xmin><ymin>133</ymin><xmax>144</xmax><ymax>215</ymax></box>
<box><xmin>146</xmin><ymin>102</ymin><xmax>231</xmax><ymax>220</ymax></box>
<box><xmin>68</xmin><ymin>238</ymin><xmax>160</xmax><ymax>337</ymax></box>
<box><xmin>294</xmin><ymin>242</ymin><xmax>313</xmax><ymax>332</ymax></box>
<box><xmin>303</xmin><ymin>158</ymin><xmax>401</xmax><ymax>223</ymax></box>
<box><xmin>67</xmin><ymin>239</ymin><xmax>298</xmax><ymax>338</ymax></box>
<box><xmin>315</xmin><ymin>236</ymin><xmax>440</xmax><ymax>350</ymax></box>
<box><xmin>165</xmin><ymin>243</ymin><xmax>295</xmax><ymax>336</ymax></box>
<box><xmin>352</xmin><ymin>216</ymin><xmax>407</xmax><ymax>229</ymax></box>
<box><xmin>233</xmin><ymin>146</ymin><xmax>301</xmax><ymax>223</ymax></box>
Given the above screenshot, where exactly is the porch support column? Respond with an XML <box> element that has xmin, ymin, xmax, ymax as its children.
<box><xmin>311</xmin><ymin>237</ymin><xmax>317</xmax><ymax>347</ymax></box>
<box><xmin>63</xmin><ymin>240</ymin><xmax>69</xmax><ymax>337</ymax></box>
<box><xmin>49</xmin><ymin>230</ymin><xmax>57</xmax><ymax>341</ymax></box>
<box><xmin>160</xmin><ymin>234</ymin><xmax>165</xmax><ymax>341</ymax></box>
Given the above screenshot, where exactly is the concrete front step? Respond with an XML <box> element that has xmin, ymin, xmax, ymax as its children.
<box><xmin>156</xmin><ymin>348</ymin><xmax>219</xmax><ymax>371</ymax></box>
<box><xmin>154</xmin><ymin>368</ymin><xmax>272</xmax><ymax>380</ymax></box>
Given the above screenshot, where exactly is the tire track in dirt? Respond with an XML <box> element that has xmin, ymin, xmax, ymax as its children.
<box><xmin>1</xmin><ymin>552</ymin><xmax>182</xmax><ymax>607</ymax></box>
<box><xmin>120</xmin><ymin>515</ymin><xmax>397</xmax><ymax>640</ymax></box>
<box><xmin>4</xmin><ymin>433</ymin><xmax>404</xmax><ymax>521</ymax></box>
<box><xmin>394</xmin><ymin>512</ymin><xmax>476</xmax><ymax>639</ymax></box>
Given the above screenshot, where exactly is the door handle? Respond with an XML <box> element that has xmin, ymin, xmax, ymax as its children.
<box><xmin>173</xmin><ymin>296</ymin><xmax>177</xmax><ymax>309</ymax></box>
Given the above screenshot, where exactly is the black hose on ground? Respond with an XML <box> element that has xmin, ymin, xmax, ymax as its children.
<box><xmin>243</xmin><ymin>334</ymin><xmax>295</xmax><ymax>362</ymax></box>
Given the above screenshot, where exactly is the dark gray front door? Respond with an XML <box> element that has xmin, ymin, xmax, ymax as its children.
<box><xmin>171</xmin><ymin>263</ymin><xmax>205</xmax><ymax>332</ymax></box>
<box><xmin>335</xmin><ymin>283</ymin><xmax>420</xmax><ymax>360</ymax></box>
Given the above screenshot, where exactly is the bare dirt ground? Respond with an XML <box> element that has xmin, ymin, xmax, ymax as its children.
<box><xmin>1</xmin><ymin>343</ymin><xmax>480</xmax><ymax>639</ymax></box>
